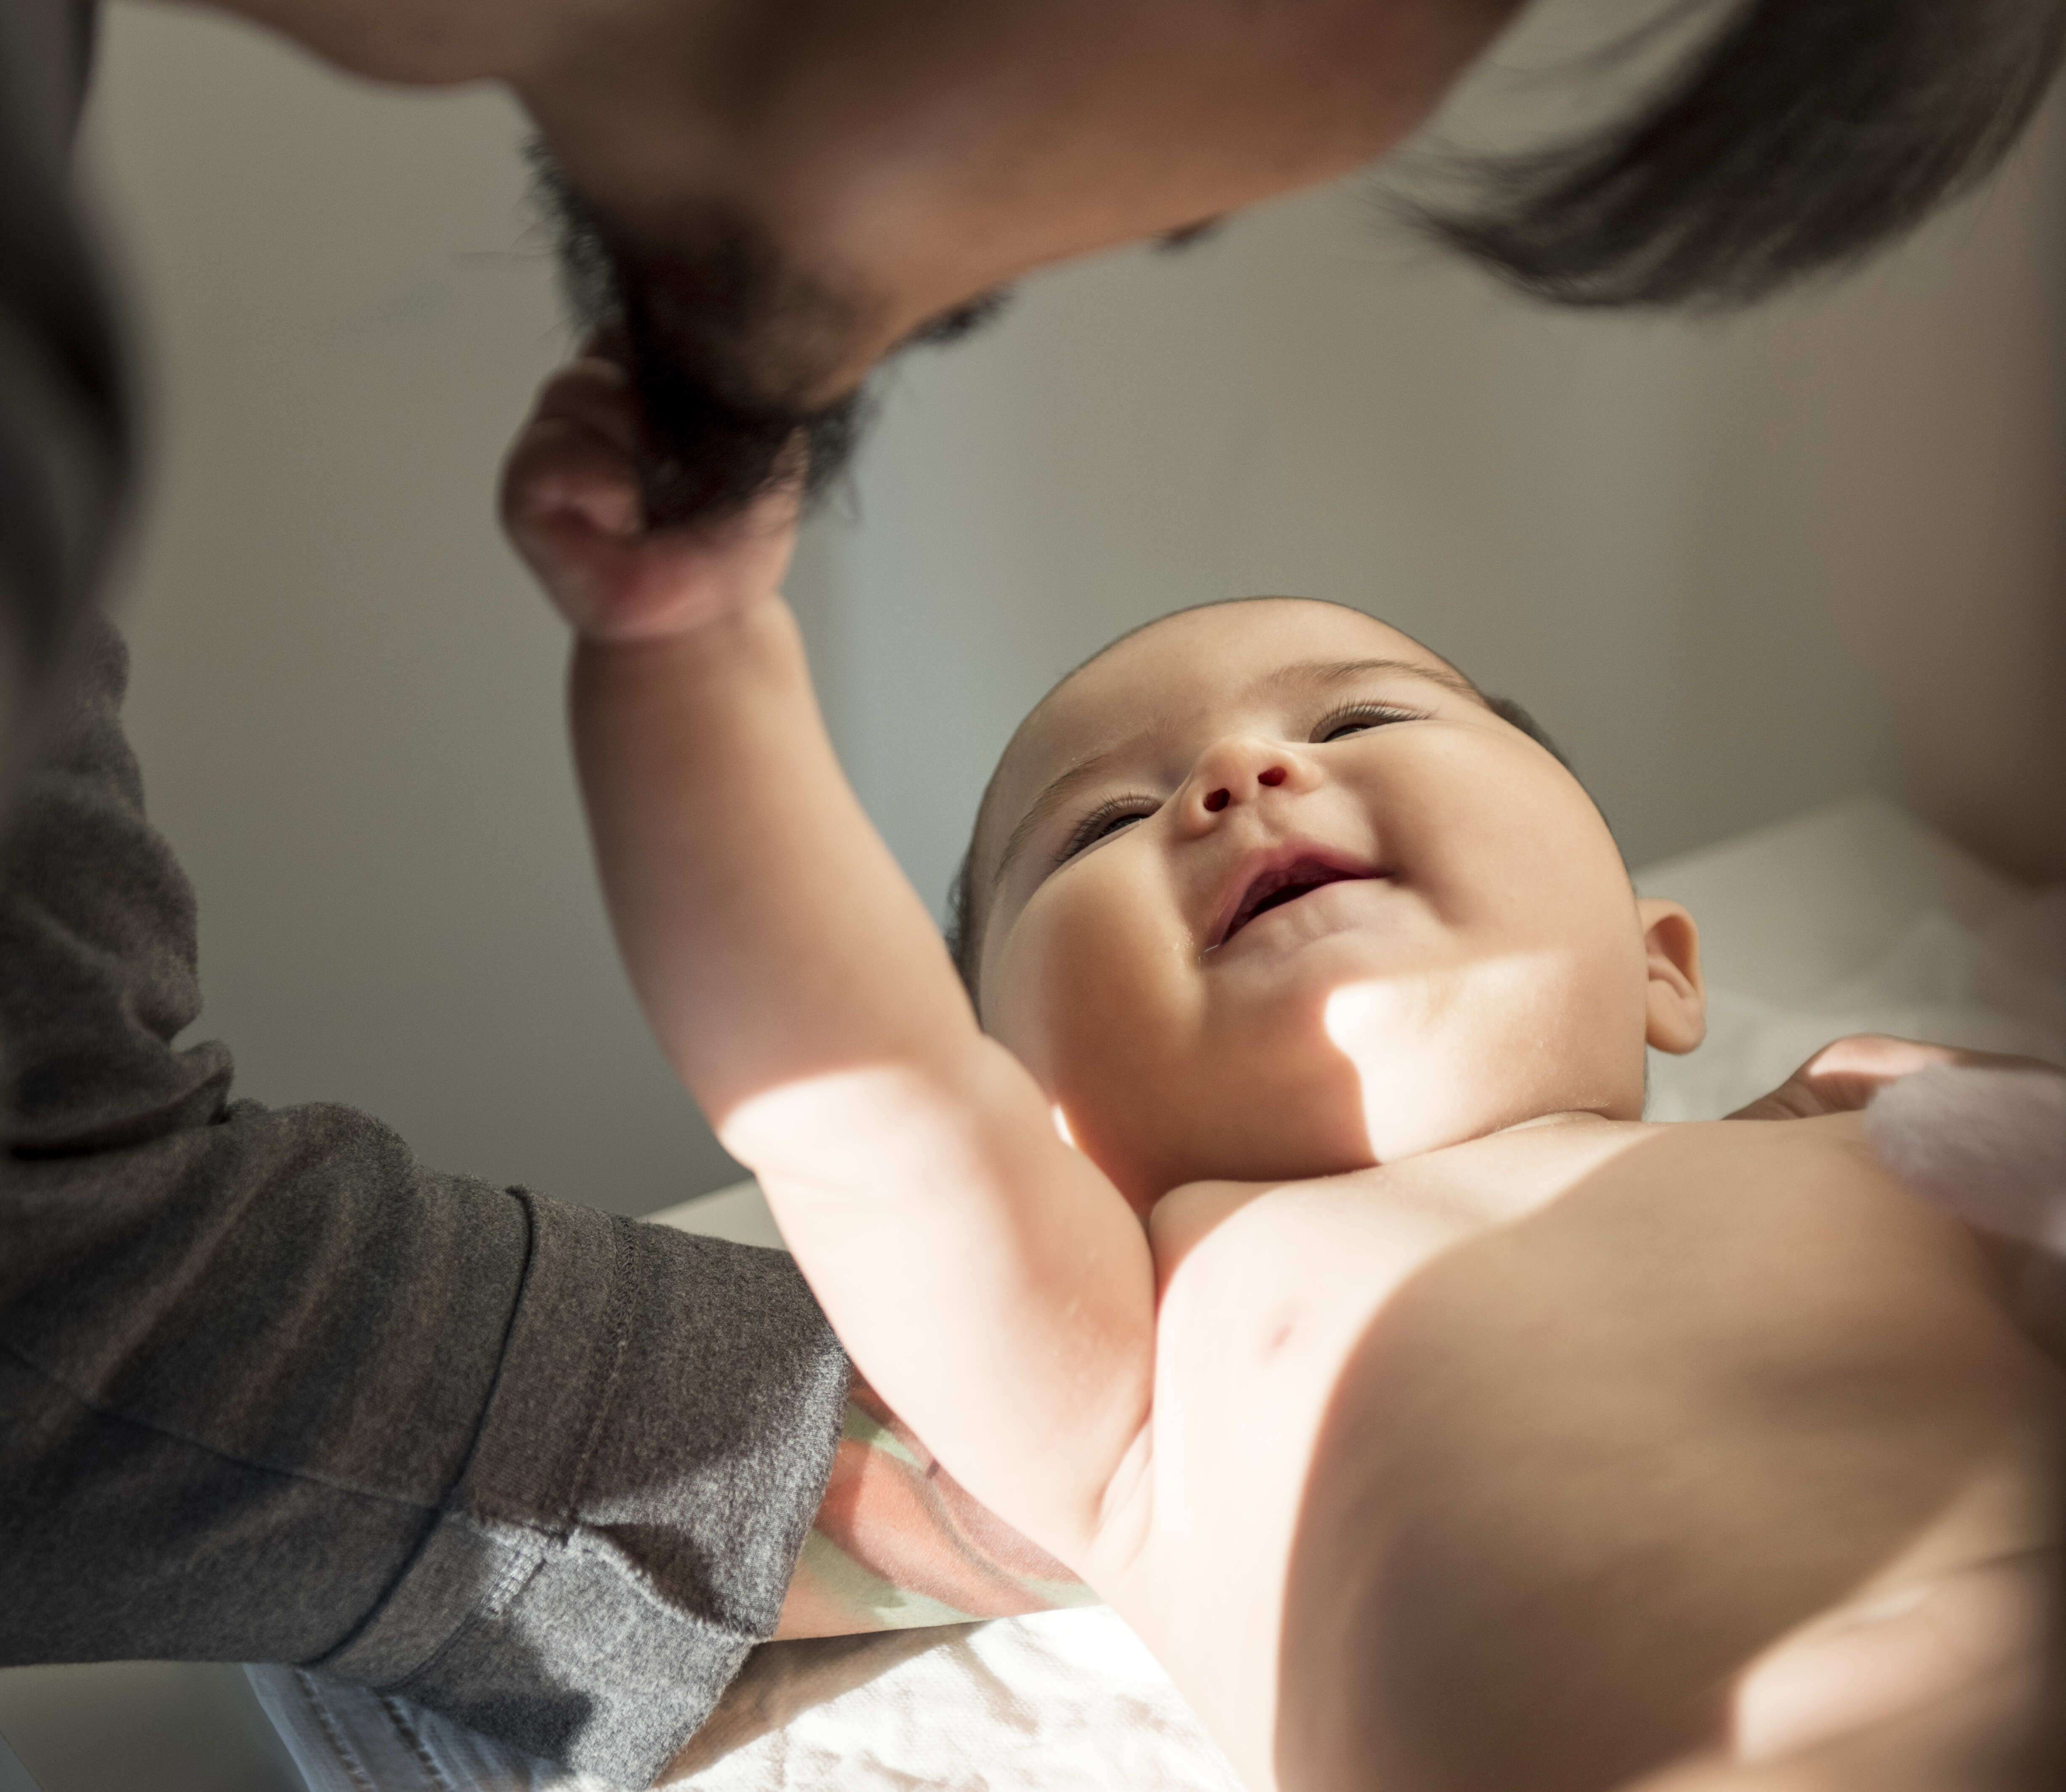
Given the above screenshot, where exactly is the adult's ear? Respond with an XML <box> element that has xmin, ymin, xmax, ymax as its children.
<box><xmin>1638</xmin><ymin>899</ymin><xmax>1704</xmax><ymax>1055</ymax></box>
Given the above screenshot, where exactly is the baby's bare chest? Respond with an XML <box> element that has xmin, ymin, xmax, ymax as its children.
<box><xmin>1119</xmin><ymin>1134</ymin><xmax>1627</xmax><ymax>1604</ymax></box>
<box><xmin>1143</xmin><ymin>1122</ymin><xmax>1637</xmax><ymax>1376</ymax></box>
<box><xmin>1115</xmin><ymin>1149</ymin><xmax>1604</xmax><ymax>1773</ymax></box>
<box><xmin>1113</xmin><ymin>1118</ymin><xmax>2045</xmax><ymax>1790</ymax></box>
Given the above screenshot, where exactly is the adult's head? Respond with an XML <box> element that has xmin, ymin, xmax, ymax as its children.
<box><xmin>183</xmin><ymin>0</ymin><xmax>2066</xmax><ymax>526</ymax></box>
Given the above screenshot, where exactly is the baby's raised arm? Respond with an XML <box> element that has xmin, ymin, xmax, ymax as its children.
<box><xmin>502</xmin><ymin>360</ymin><xmax>1156</xmax><ymax>1574</ymax></box>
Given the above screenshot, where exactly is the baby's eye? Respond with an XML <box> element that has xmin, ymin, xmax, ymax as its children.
<box><xmin>1313</xmin><ymin>701</ymin><xmax>1423</xmax><ymax>743</ymax></box>
<box><xmin>1059</xmin><ymin>797</ymin><xmax>1158</xmax><ymax>863</ymax></box>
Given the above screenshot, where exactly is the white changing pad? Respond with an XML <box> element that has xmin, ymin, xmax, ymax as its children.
<box><xmin>253</xmin><ymin>1608</ymin><xmax>1244</xmax><ymax>1792</ymax></box>
<box><xmin>251</xmin><ymin>795</ymin><xmax>2063</xmax><ymax>1792</ymax></box>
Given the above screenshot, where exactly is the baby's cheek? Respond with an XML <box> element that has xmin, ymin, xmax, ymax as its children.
<box><xmin>988</xmin><ymin>897</ymin><xmax>1196</xmax><ymax>1180</ymax></box>
<box><xmin>994</xmin><ymin>900</ymin><xmax>1141</xmax><ymax>1070</ymax></box>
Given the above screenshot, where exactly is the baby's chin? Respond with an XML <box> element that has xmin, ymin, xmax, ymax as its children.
<box><xmin>1348</xmin><ymin>1073</ymin><xmax>1649</xmax><ymax>1168</ymax></box>
<box><xmin>1034</xmin><ymin>971</ymin><xmax>1651</xmax><ymax>1199</ymax></box>
<box><xmin>1089</xmin><ymin>1050</ymin><xmax>1643</xmax><ymax>1203</ymax></box>
<box><xmin>1071</xmin><ymin>1085</ymin><xmax>1383</xmax><ymax>1208</ymax></box>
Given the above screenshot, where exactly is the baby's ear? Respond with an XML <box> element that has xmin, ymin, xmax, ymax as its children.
<box><xmin>1637</xmin><ymin>899</ymin><xmax>1705</xmax><ymax>1056</ymax></box>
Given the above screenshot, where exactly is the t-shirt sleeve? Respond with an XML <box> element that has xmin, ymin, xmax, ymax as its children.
<box><xmin>0</xmin><ymin>615</ymin><xmax>847</xmax><ymax>1787</ymax></box>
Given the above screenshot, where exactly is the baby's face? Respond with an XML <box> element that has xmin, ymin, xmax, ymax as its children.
<box><xmin>972</xmin><ymin>600</ymin><xmax>1697</xmax><ymax>1206</ymax></box>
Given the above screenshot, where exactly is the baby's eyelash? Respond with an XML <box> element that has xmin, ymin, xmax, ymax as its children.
<box><xmin>1048</xmin><ymin>703</ymin><xmax>1424</xmax><ymax>867</ymax></box>
<box><xmin>1311</xmin><ymin>700</ymin><xmax>1425</xmax><ymax>742</ymax></box>
<box><xmin>1057</xmin><ymin>795</ymin><xmax>1158</xmax><ymax>863</ymax></box>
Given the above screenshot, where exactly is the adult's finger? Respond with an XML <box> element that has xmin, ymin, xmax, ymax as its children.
<box><xmin>1727</xmin><ymin>1035</ymin><xmax>2060</xmax><ymax>1123</ymax></box>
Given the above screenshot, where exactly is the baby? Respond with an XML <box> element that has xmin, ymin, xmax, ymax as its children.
<box><xmin>505</xmin><ymin>358</ymin><xmax>2061</xmax><ymax>1792</ymax></box>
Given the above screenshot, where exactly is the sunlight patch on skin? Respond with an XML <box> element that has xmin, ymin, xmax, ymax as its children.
<box><xmin>1322</xmin><ymin>950</ymin><xmax>1563</xmax><ymax>1162</ymax></box>
<box><xmin>721</xmin><ymin>1062</ymin><xmax>999</xmax><ymax>1195</ymax></box>
<box><xmin>1022</xmin><ymin>1576</ymin><xmax>1104</xmax><ymax>1609</ymax></box>
<box><xmin>1052</xmin><ymin>1103</ymin><xmax>1076</xmax><ymax>1147</ymax></box>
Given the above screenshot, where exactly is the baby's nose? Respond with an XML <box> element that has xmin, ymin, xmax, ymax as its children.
<box><xmin>1202</xmin><ymin>764</ymin><xmax>1287</xmax><ymax>813</ymax></box>
<box><xmin>1184</xmin><ymin>737</ymin><xmax>1306</xmax><ymax>829</ymax></box>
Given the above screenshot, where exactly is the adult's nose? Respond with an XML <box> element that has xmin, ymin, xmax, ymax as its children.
<box><xmin>1178</xmin><ymin>736</ymin><xmax>1312</xmax><ymax>832</ymax></box>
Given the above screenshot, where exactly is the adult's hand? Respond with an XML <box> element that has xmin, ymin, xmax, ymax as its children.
<box><xmin>1732</xmin><ymin>1035</ymin><xmax>2066</xmax><ymax>1273</ymax></box>
<box><xmin>1727</xmin><ymin>1035</ymin><xmax>2062</xmax><ymax>1123</ymax></box>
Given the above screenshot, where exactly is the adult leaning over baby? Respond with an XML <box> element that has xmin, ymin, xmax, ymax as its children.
<box><xmin>7</xmin><ymin>2</ymin><xmax>2065</xmax><ymax>1788</ymax></box>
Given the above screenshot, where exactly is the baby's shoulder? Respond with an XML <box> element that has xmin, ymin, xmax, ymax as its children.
<box><xmin>1145</xmin><ymin>1175</ymin><xmax>1289</xmax><ymax>1298</ymax></box>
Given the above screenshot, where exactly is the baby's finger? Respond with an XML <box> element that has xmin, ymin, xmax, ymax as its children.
<box><xmin>526</xmin><ymin>355</ymin><xmax>644</xmax><ymax>461</ymax></box>
<box><xmin>503</xmin><ymin>347</ymin><xmax>806</xmax><ymax>640</ymax></box>
<box><xmin>567</xmin><ymin>491</ymin><xmax>803</xmax><ymax>642</ymax></box>
<box><xmin>501</xmin><ymin>408</ymin><xmax>646</xmax><ymax>627</ymax></box>
<box><xmin>504</xmin><ymin>417</ymin><xmax>800</xmax><ymax>641</ymax></box>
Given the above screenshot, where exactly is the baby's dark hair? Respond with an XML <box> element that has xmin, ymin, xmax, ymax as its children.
<box><xmin>943</xmin><ymin>664</ymin><xmax>1579</xmax><ymax>1007</ymax></box>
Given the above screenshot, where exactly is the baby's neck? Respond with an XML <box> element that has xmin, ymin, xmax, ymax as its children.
<box><xmin>1136</xmin><ymin>1108</ymin><xmax>1651</xmax><ymax>1238</ymax></box>
<box><xmin>1482</xmin><ymin>1106</ymin><xmax>1637</xmax><ymax>1142</ymax></box>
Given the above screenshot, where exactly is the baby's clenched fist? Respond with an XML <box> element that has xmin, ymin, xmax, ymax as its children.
<box><xmin>500</xmin><ymin>355</ymin><xmax>801</xmax><ymax>642</ymax></box>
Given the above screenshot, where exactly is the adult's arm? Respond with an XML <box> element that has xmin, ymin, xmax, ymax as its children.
<box><xmin>0</xmin><ymin>615</ymin><xmax>848</xmax><ymax>1788</ymax></box>
<box><xmin>772</xmin><ymin>1366</ymin><xmax>1092</xmax><ymax>1638</ymax></box>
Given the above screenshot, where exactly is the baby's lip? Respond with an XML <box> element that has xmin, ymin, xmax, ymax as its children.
<box><xmin>1206</xmin><ymin>844</ymin><xmax>1385</xmax><ymax>950</ymax></box>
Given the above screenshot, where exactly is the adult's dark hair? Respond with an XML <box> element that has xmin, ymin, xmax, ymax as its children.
<box><xmin>1420</xmin><ymin>0</ymin><xmax>2066</xmax><ymax>308</ymax></box>
<box><xmin>528</xmin><ymin>148</ymin><xmax>1013</xmax><ymax>529</ymax></box>
<box><xmin>527</xmin><ymin>148</ymin><xmax>874</xmax><ymax>527</ymax></box>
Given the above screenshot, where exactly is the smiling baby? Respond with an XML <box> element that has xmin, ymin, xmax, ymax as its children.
<box><xmin>504</xmin><ymin>357</ymin><xmax>2061</xmax><ymax>1792</ymax></box>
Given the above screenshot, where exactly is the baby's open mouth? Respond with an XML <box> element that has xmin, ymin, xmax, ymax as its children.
<box><xmin>1213</xmin><ymin>856</ymin><xmax>1378</xmax><ymax>948</ymax></box>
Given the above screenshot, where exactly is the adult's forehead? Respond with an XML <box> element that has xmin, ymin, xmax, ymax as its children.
<box><xmin>980</xmin><ymin>598</ymin><xmax>1452</xmax><ymax>857</ymax></box>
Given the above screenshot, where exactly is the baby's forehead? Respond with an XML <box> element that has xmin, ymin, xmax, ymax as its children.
<box><xmin>980</xmin><ymin>598</ymin><xmax>1466</xmax><ymax>854</ymax></box>
<box><xmin>1017</xmin><ymin>599</ymin><xmax>1453</xmax><ymax>765</ymax></box>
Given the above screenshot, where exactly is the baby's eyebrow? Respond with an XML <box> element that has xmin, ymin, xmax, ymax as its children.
<box><xmin>1274</xmin><ymin>656</ymin><xmax>1484</xmax><ymax>704</ymax></box>
<box><xmin>989</xmin><ymin>657</ymin><xmax>1482</xmax><ymax>891</ymax></box>
<box><xmin>991</xmin><ymin>746</ymin><xmax>1136</xmax><ymax>892</ymax></box>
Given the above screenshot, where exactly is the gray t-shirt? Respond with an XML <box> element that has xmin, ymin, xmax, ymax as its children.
<box><xmin>0</xmin><ymin>10</ymin><xmax>847</xmax><ymax>1783</ymax></box>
